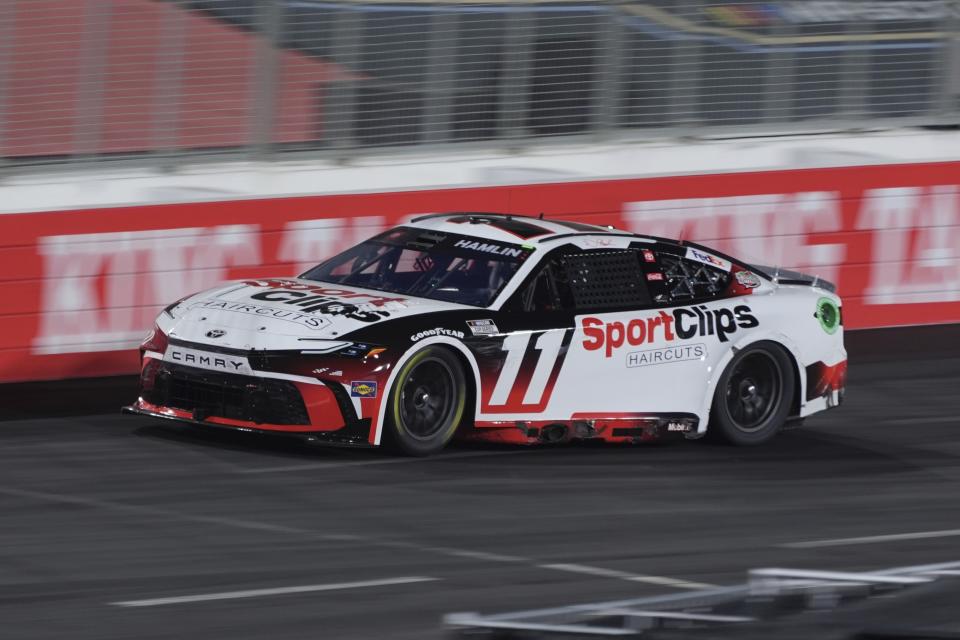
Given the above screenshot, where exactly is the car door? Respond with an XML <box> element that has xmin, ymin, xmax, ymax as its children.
<box><xmin>481</xmin><ymin>243</ymin><xmax>658</xmax><ymax>421</ymax></box>
<box><xmin>470</xmin><ymin>249</ymin><xmax>578</xmax><ymax>420</ymax></box>
<box><xmin>604</xmin><ymin>243</ymin><xmax>756</xmax><ymax>419</ymax></box>
<box><xmin>549</xmin><ymin>243</ymin><xmax>698</xmax><ymax>419</ymax></box>
<box><xmin>539</xmin><ymin>241</ymin><xmax>746</xmax><ymax>422</ymax></box>
<box><xmin>474</xmin><ymin>240</ymin><xmax>758</xmax><ymax>425</ymax></box>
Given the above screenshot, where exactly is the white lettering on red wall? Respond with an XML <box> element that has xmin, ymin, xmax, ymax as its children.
<box><xmin>278</xmin><ymin>216</ymin><xmax>385</xmax><ymax>274</ymax></box>
<box><xmin>623</xmin><ymin>192</ymin><xmax>847</xmax><ymax>285</ymax></box>
<box><xmin>5</xmin><ymin>165</ymin><xmax>959</xmax><ymax>383</ymax></box>
<box><xmin>33</xmin><ymin>217</ymin><xmax>389</xmax><ymax>356</ymax></box>
<box><xmin>34</xmin><ymin>225</ymin><xmax>260</xmax><ymax>354</ymax></box>
<box><xmin>857</xmin><ymin>186</ymin><xmax>960</xmax><ymax>305</ymax></box>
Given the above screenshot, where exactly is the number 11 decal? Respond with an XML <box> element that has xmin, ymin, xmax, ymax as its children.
<box><xmin>488</xmin><ymin>329</ymin><xmax>571</xmax><ymax>410</ymax></box>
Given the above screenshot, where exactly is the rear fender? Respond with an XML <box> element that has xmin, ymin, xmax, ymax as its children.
<box><xmin>696</xmin><ymin>330</ymin><xmax>806</xmax><ymax>436</ymax></box>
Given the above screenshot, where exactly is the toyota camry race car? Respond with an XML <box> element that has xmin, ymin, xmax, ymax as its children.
<box><xmin>125</xmin><ymin>213</ymin><xmax>847</xmax><ymax>455</ymax></box>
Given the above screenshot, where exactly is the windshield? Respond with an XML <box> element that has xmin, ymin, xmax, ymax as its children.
<box><xmin>300</xmin><ymin>227</ymin><xmax>534</xmax><ymax>307</ymax></box>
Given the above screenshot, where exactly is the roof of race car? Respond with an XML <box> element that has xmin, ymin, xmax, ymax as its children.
<box><xmin>402</xmin><ymin>213</ymin><xmax>763</xmax><ymax>279</ymax></box>
<box><xmin>402</xmin><ymin>213</ymin><xmax>764</xmax><ymax>281</ymax></box>
<box><xmin>407</xmin><ymin>212</ymin><xmax>646</xmax><ymax>245</ymax></box>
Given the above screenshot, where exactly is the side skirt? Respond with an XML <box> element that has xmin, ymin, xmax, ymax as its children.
<box><xmin>467</xmin><ymin>413</ymin><xmax>700</xmax><ymax>445</ymax></box>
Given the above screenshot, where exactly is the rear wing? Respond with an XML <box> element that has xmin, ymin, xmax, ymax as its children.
<box><xmin>750</xmin><ymin>265</ymin><xmax>837</xmax><ymax>293</ymax></box>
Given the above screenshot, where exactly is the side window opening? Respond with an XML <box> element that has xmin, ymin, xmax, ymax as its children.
<box><xmin>520</xmin><ymin>258</ymin><xmax>573</xmax><ymax>312</ymax></box>
<box><xmin>654</xmin><ymin>252</ymin><xmax>730</xmax><ymax>303</ymax></box>
<box><xmin>517</xmin><ymin>249</ymin><xmax>651</xmax><ymax>312</ymax></box>
<box><xmin>561</xmin><ymin>249</ymin><xmax>650</xmax><ymax>309</ymax></box>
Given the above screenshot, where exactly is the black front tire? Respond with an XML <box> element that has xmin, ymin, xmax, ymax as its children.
<box><xmin>709</xmin><ymin>341</ymin><xmax>795</xmax><ymax>446</ymax></box>
<box><xmin>384</xmin><ymin>346</ymin><xmax>467</xmax><ymax>456</ymax></box>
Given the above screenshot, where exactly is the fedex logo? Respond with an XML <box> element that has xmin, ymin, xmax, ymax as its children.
<box><xmin>686</xmin><ymin>247</ymin><xmax>731</xmax><ymax>272</ymax></box>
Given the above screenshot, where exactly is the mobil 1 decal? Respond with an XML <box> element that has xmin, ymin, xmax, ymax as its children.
<box><xmin>475</xmin><ymin>328</ymin><xmax>574</xmax><ymax>413</ymax></box>
<box><xmin>581</xmin><ymin>304</ymin><xmax>759</xmax><ymax>365</ymax></box>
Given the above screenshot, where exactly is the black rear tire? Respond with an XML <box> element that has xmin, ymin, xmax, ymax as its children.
<box><xmin>709</xmin><ymin>342</ymin><xmax>795</xmax><ymax>446</ymax></box>
<box><xmin>384</xmin><ymin>346</ymin><xmax>467</xmax><ymax>456</ymax></box>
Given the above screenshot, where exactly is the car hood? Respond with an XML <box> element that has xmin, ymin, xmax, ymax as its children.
<box><xmin>160</xmin><ymin>278</ymin><xmax>472</xmax><ymax>351</ymax></box>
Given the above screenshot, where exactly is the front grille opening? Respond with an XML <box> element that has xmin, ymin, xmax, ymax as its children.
<box><xmin>143</xmin><ymin>362</ymin><xmax>310</xmax><ymax>425</ymax></box>
<box><xmin>323</xmin><ymin>380</ymin><xmax>358</xmax><ymax>424</ymax></box>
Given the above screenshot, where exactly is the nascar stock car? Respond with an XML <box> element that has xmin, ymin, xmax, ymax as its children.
<box><xmin>125</xmin><ymin>213</ymin><xmax>847</xmax><ymax>455</ymax></box>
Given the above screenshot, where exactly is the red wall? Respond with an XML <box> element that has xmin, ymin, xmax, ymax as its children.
<box><xmin>1</xmin><ymin>161</ymin><xmax>958</xmax><ymax>383</ymax></box>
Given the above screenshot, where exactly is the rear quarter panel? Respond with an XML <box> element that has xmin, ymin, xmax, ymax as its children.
<box><xmin>706</xmin><ymin>285</ymin><xmax>846</xmax><ymax>431</ymax></box>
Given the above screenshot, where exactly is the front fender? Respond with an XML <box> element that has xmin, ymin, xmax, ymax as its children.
<box><xmin>370</xmin><ymin>336</ymin><xmax>482</xmax><ymax>446</ymax></box>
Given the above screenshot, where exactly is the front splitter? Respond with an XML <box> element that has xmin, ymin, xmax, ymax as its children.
<box><xmin>121</xmin><ymin>405</ymin><xmax>374</xmax><ymax>448</ymax></box>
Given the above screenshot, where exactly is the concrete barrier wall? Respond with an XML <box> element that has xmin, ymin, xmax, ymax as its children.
<box><xmin>1</xmin><ymin>160</ymin><xmax>958</xmax><ymax>383</ymax></box>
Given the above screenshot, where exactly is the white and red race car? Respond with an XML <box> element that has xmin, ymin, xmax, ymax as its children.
<box><xmin>125</xmin><ymin>213</ymin><xmax>847</xmax><ymax>455</ymax></box>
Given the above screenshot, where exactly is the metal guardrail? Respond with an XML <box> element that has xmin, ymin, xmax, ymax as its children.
<box><xmin>1</xmin><ymin>0</ymin><xmax>959</xmax><ymax>170</ymax></box>
<box><xmin>444</xmin><ymin>560</ymin><xmax>960</xmax><ymax>637</ymax></box>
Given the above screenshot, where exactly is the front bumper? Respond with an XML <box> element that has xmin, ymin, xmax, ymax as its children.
<box><xmin>128</xmin><ymin>357</ymin><xmax>379</xmax><ymax>445</ymax></box>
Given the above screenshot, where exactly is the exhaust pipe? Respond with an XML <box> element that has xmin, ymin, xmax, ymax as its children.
<box><xmin>540</xmin><ymin>424</ymin><xmax>568</xmax><ymax>443</ymax></box>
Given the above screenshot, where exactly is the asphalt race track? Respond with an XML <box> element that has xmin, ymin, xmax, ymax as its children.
<box><xmin>1</xmin><ymin>324</ymin><xmax>959</xmax><ymax>639</ymax></box>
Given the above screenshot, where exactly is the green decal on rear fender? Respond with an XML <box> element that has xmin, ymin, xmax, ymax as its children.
<box><xmin>816</xmin><ymin>298</ymin><xmax>840</xmax><ymax>335</ymax></box>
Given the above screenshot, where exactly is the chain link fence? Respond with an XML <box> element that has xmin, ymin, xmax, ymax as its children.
<box><xmin>1</xmin><ymin>0</ymin><xmax>959</xmax><ymax>168</ymax></box>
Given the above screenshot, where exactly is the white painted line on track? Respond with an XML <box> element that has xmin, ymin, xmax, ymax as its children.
<box><xmin>782</xmin><ymin>529</ymin><xmax>960</xmax><ymax>549</ymax></box>
<box><xmin>238</xmin><ymin>448</ymin><xmax>547</xmax><ymax>474</ymax></box>
<box><xmin>425</xmin><ymin>547</ymin><xmax>529</xmax><ymax>563</ymax></box>
<box><xmin>0</xmin><ymin>486</ymin><xmax>337</xmax><ymax>538</ymax></box>
<box><xmin>111</xmin><ymin>576</ymin><xmax>439</xmax><ymax>607</ymax></box>
<box><xmin>539</xmin><ymin>563</ymin><xmax>715</xmax><ymax>590</ymax></box>
<box><xmin>0</xmin><ymin>487</ymin><xmax>533</xmax><ymax>565</ymax></box>
<box><xmin>590</xmin><ymin>608</ymin><xmax>754</xmax><ymax>623</ymax></box>
<box><xmin>879</xmin><ymin>416</ymin><xmax>960</xmax><ymax>425</ymax></box>
<box><xmin>1</xmin><ymin>486</ymin><xmax>710</xmax><ymax>593</ymax></box>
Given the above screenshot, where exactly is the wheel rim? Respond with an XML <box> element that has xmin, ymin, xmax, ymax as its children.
<box><xmin>724</xmin><ymin>351</ymin><xmax>782</xmax><ymax>433</ymax></box>
<box><xmin>398</xmin><ymin>357</ymin><xmax>457</xmax><ymax>441</ymax></box>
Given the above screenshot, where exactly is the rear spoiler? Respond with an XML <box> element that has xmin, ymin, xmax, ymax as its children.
<box><xmin>750</xmin><ymin>265</ymin><xmax>837</xmax><ymax>293</ymax></box>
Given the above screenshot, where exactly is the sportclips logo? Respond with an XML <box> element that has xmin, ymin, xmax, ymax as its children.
<box><xmin>244</xmin><ymin>279</ymin><xmax>405</xmax><ymax>323</ymax></box>
<box><xmin>582</xmin><ymin>305</ymin><xmax>759</xmax><ymax>357</ymax></box>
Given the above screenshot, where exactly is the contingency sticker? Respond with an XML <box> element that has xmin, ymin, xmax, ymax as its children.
<box><xmin>466</xmin><ymin>319</ymin><xmax>499</xmax><ymax>336</ymax></box>
<box><xmin>815</xmin><ymin>297</ymin><xmax>840</xmax><ymax>335</ymax></box>
<box><xmin>735</xmin><ymin>270</ymin><xmax>762</xmax><ymax>288</ymax></box>
<box><xmin>685</xmin><ymin>247</ymin><xmax>732</xmax><ymax>272</ymax></box>
<box><xmin>350</xmin><ymin>381</ymin><xmax>378</xmax><ymax>398</ymax></box>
